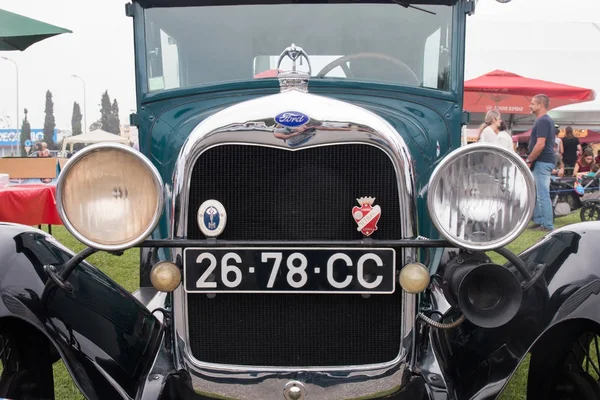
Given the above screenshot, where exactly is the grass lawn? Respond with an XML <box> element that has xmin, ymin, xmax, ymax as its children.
<box><xmin>44</xmin><ymin>211</ymin><xmax>583</xmax><ymax>399</ymax></box>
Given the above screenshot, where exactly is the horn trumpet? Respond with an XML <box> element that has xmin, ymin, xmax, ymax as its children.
<box><xmin>442</xmin><ymin>253</ymin><xmax>522</xmax><ymax>328</ymax></box>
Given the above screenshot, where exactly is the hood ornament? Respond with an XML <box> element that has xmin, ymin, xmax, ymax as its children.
<box><xmin>277</xmin><ymin>43</ymin><xmax>311</xmax><ymax>93</ymax></box>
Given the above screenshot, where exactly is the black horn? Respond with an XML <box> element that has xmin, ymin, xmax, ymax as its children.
<box><xmin>442</xmin><ymin>253</ymin><xmax>522</xmax><ymax>328</ymax></box>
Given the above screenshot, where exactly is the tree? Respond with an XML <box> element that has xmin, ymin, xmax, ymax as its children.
<box><xmin>89</xmin><ymin>120</ymin><xmax>102</xmax><ymax>131</ymax></box>
<box><xmin>71</xmin><ymin>101</ymin><xmax>82</xmax><ymax>136</ymax></box>
<box><xmin>97</xmin><ymin>91</ymin><xmax>121</xmax><ymax>134</ymax></box>
<box><xmin>100</xmin><ymin>90</ymin><xmax>113</xmax><ymax>133</ymax></box>
<box><xmin>19</xmin><ymin>108</ymin><xmax>31</xmax><ymax>156</ymax></box>
<box><xmin>110</xmin><ymin>98</ymin><xmax>121</xmax><ymax>135</ymax></box>
<box><xmin>43</xmin><ymin>90</ymin><xmax>56</xmax><ymax>149</ymax></box>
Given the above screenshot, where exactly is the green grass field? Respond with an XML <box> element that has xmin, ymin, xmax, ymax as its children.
<box><xmin>41</xmin><ymin>211</ymin><xmax>584</xmax><ymax>399</ymax></box>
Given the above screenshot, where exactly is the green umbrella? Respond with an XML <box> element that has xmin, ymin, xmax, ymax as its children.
<box><xmin>0</xmin><ymin>8</ymin><xmax>71</xmax><ymax>51</ymax></box>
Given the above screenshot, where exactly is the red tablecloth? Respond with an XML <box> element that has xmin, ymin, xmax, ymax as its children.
<box><xmin>0</xmin><ymin>184</ymin><xmax>62</xmax><ymax>226</ymax></box>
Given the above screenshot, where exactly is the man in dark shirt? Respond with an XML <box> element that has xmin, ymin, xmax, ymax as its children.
<box><xmin>527</xmin><ymin>94</ymin><xmax>556</xmax><ymax>231</ymax></box>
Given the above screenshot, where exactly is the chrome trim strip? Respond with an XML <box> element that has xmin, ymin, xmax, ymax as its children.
<box><xmin>169</xmin><ymin>88</ymin><xmax>417</xmax><ymax>398</ymax></box>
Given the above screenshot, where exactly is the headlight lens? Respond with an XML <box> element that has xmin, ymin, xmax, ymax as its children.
<box><xmin>427</xmin><ymin>143</ymin><xmax>535</xmax><ymax>251</ymax></box>
<box><xmin>57</xmin><ymin>143</ymin><xmax>164</xmax><ymax>251</ymax></box>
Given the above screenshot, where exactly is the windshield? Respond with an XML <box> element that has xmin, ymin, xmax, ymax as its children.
<box><xmin>143</xmin><ymin>3</ymin><xmax>453</xmax><ymax>93</ymax></box>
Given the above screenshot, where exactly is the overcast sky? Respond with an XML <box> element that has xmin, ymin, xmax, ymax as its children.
<box><xmin>0</xmin><ymin>0</ymin><xmax>599</xmax><ymax>130</ymax></box>
<box><xmin>0</xmin><ymin>0</ymin><xmax>135</xmax><ymax>130</ymax></box>
<box><xmin>467</xmin><ymin>0</ymin><xmax>600</xmax><ymax>112</ymax></box>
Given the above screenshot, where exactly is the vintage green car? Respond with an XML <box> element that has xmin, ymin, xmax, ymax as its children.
<box><xmin>2</xmin><ymin>1</ymin><xmax>600</xmax><ymax>399</ymax></box>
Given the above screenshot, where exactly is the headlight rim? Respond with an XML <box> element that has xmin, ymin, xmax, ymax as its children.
<box><xmin>56</xmin><ymin>142</ymin><xmax>164</xmax><ymax>252</ymax></box>
<box><xmin>427</xmin><ymin>142</ymin><xmax>536</xmax><ymax>252</ymax></box>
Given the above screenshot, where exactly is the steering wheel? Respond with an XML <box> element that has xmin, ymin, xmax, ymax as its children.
<box><xmin>316</xmin><ymin>52</ymin><xmax>420</xmax><ymax>86</ymax></box>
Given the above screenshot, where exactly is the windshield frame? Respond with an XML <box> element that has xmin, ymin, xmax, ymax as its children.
<box><xmin>134</xmin><ymin>0</ymin><xmax>460</xmax><ymax>8</ymax></box>
<box><xmin>131</xmin><ymin>1</ymin><xmax>466</xmax><ymax>104</ymax></box>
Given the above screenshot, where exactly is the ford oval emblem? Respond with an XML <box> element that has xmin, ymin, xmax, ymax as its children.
<box><xmin>275</xmin><ymin>111</ymin><xmax>310</xmax><ymax>128</ymax></box>
<box><xmin>197</xmin><ymin>200</ymin><xmax>227</xmax><ymax>238</ymax></box>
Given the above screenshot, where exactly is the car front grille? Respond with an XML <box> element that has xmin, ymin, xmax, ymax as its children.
<box><xmin>186</xmin><ymin>144</ymin><xmax>402</xmax><ymax>241</ymax></box>
<box><xmin>187</xmin><ymin>293</ymin><xmax>402</xmax><ymax>367</ymax></box>
<box><xmin>186</xmin><ymin>144</ymin><xmax>403</xmax><ymax>366</ymax></box>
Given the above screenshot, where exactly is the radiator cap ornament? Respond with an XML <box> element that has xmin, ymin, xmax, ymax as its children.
<box><xmin>197</xmin><ymin>200</ymin><xmax>227</xmax><ymax>238</ymax></box>
<box><xmin>277</xmin><ymin>43</ymin><xmax>311</xmax><ymax>93</ymax></box>
<box><xmin>352</xmin><ymin>197</ymin><xmax>381</xmax><ymax>237</ymax></box>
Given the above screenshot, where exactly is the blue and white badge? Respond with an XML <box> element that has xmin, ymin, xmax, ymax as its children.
<box><xmin>275</xmin><ymin>111</ymin><xmax>310</xmax><ymax>128</ymax></box>
<box><xmin>197</xmin><ymin>200</ymin><xmax>227</xmax><ymax>238</ymax></box>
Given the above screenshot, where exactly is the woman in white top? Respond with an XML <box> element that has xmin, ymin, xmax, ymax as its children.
<box><xmin>478</xmin><ymin>110</ymin><xmax>514</xmax><ymax>151</ymax></box>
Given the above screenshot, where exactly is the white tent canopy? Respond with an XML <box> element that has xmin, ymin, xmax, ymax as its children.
<box><xmin>61</xmin><ymin>129</ymin><xmax>129</xmax><ymax>154</ymax></box>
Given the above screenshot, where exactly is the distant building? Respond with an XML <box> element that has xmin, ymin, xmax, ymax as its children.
<box><xmin>0</xmin><ymin>129</ymin><xmax>58</xmax><ymax>157</ymax></box>
<box><xmin>120</xmin><ymin>124</ymin><xmax>139</xmax><ymax>145</ymax></box>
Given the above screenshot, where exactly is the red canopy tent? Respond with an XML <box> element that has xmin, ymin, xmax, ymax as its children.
<box><xmin>254</xmin><ymin>69</ymin><xmax>281</xmax><ymax>78</ymax></box>
<box><xmin>464</xmin><ymin>70</ymin><xmax>596</xmax><ymax>114</ymax></box>
<box><xmin>512</xmin><ymin>129</ymin><xmax>600</xmax><ymax>144</ymax></box>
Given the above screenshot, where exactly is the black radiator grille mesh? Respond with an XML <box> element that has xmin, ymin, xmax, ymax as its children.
<box><xmin>186</xmin><ymin>144</ymin><xmax>403</xmax><ymax>366</ymax></box>
<box><xmin>187</xmin><ymin>293</ymin><xmax>403</xmax><ymax>367</ymax></box>
<box><xmin>186</xmin><ymin>144</ymin><xmax>402</xmax><ymax>240</ymax></box>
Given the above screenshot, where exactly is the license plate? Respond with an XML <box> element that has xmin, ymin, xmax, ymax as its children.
<box><xmin>183</xmin><ymin>248</ymin><xmax>396</xmax><ymax>294</ymax></box>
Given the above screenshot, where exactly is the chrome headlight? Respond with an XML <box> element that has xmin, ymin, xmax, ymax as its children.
<box><xmin>57</xmin><ymin>143</ymin><xmax>164</xmax><ymax>251</ymax></box>
<box><xmin>427</xmin><ymin>143</ymin><xmax>535</xmax><ymax>251</ymax></box>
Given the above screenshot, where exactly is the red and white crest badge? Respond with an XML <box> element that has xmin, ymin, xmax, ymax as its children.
<box><xmin>352</xmin><ymin>197</ymin><xmax>381</xmax><ymax>237</ymax></box>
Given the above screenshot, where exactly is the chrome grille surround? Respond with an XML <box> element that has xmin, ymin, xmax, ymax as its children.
<box><xmin>170</xmin><ymin>88</ymin><xmax>418</xmax><ymax>399</ymax></box>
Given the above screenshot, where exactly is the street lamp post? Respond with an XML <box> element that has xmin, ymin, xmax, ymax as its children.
<box><xmin>71</xmin><ymin>74</ymin><xmax>87</xmax><ymax>133</ymax></box>
<box><xmin>1</xmin><ymin>57</ymin><xmax>19</xmax><ymax>156</ymax></box>
<box><xmin>5</xmin><ymin>116</ymin><xmax>12</xmax><ymax>141</ymax></box>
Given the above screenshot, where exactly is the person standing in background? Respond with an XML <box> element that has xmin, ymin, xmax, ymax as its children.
<box><xmin>478</xmin><ymin>110</ymin><xmax>513</xmax><ymax>151</ymax></box>
<box><xmin>562</xmin><ymin>126</ymin><xmax>581</xmax><ymax>174</ymax></box>
<box><xmin>527</xmin><ymin>94</ymin><xmax>556</xmax><ymax>232</ymax></box>
<box><xmin>478</xmin><ymin>110</ymin><xmax>501</xmax><ymax>142</ymax></box>
<box><xmin>554</xmin><ymin>124</ymin><xmax>564</xmax><ymax>158</ymax></box>
<box><xmin>496</xmin><ymin>121</ymin><xmax>514</xmax><ymax>151</ymax></box>
<box><xmin>38</xmin><ymin>142</ymin><xmax>50</xmax><ymax>158</ymax></box>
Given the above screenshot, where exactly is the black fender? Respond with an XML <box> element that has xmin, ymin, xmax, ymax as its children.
<box><xmin>428</xmin><ymin>221</ymin><xmax>600</xmax><ymax>400</ymax></box>
<box><xmin>0</xmin><ymin>223</ymin><xmax>163</xmax><ymax>400</ymax></box>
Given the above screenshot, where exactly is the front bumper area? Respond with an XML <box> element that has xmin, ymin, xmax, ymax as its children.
<box><xmin>134</xmin><ymin>288</ymin><xmax>429</xmax><ymax>400</ymax></box>
<box><xmin>145</xmin><ymin>367</ymin><xmax>429</xmax><ymax>400</ymax></box>
<box><xmin>183</xmin><ymin>356</ymin><xmax>406</xmax><ymax>400</ymax></box>
<box><xmin>137</xmin><ymin>332</ymin><xmax>424</xmax><ymax>400</ymax></box>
